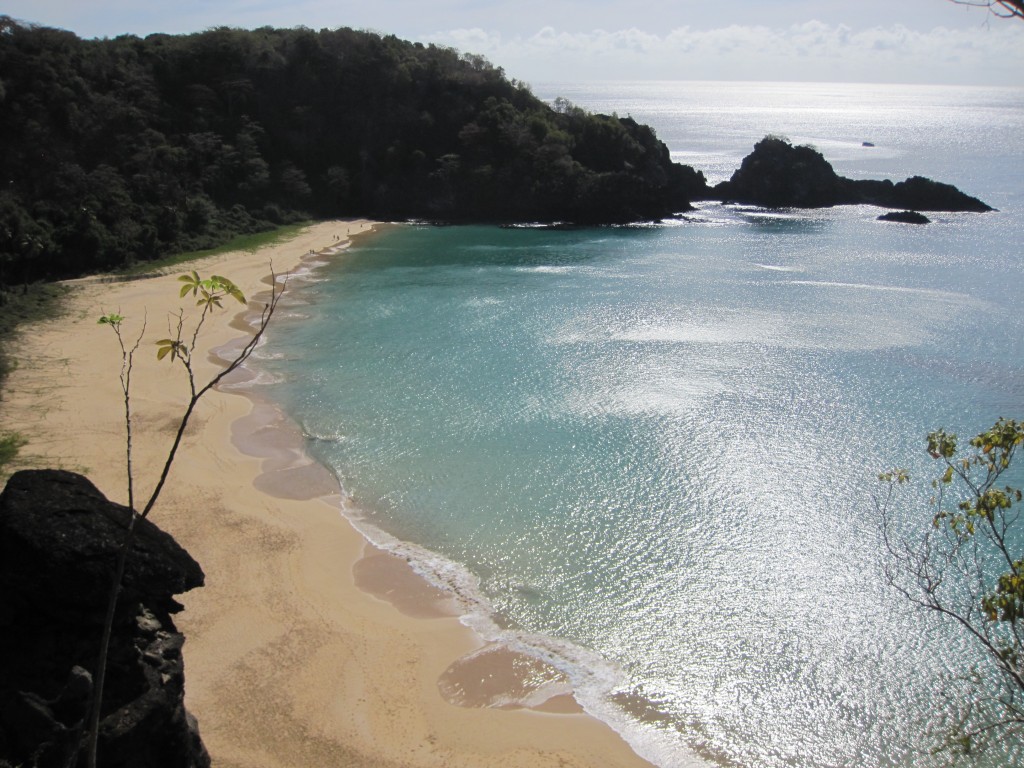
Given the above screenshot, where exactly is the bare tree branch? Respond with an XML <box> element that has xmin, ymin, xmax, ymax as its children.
<box><xmin>948</xmin><ymin>0</ymin><xmax>1024</xmax><ymax>20</ymax></box>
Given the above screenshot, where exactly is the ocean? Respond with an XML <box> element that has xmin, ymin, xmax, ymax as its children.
<box><xmin>252</xmin><ymin>81</ymin><xmax>1024</xmax><ymax>767</ymax></box>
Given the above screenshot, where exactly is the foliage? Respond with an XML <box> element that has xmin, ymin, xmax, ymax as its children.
<box><xmin>89</xmin><ymin>269</ymin><xmax>280</xmax><ymax>768</ymax></box>
<box><xmin>0</xmin><ymin>18</ymin><xmax>705</xmax><ymax>285</ymax></box>
<box><xmin>879</xmin><ymin>418</ymin><xmax>1024</xmax><ymax>755</ymax></box>
<box><xmin>0</xmin><ymin>432</ymin><xmax>26</xmax><ymax>473</ymax></box>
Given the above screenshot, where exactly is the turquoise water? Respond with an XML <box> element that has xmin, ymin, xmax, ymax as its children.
<box><xmin>255</xmin><ymin>82</ymin><xmax>1024</xmax><ymax>767</ymax></box>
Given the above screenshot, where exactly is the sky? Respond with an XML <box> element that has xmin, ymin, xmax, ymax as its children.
<box><xmin>3</xmin><ymin>0</ymin><xmax>1023</xmax><ymax>86</ymax></box>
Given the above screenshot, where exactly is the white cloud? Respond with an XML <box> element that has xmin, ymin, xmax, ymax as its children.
<box><xmin>4</xmin><ymin>0</ymin><xmax>1021</xmax><ymax>85</ymax></box>
<box><xmin>426</xmin><ymin>21</ymin><xmax>1024</xmax><ymax>86</ymax></box>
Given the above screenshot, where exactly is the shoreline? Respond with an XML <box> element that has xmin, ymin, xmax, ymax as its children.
<box><xmin>0</xmin><ymin>221</ymin><xmax>656</xmax><ymax>768</ymax></box>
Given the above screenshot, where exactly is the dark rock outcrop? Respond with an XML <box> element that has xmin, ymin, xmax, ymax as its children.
<box><xmin>712</xmin><ymin>136</ymin><xmax>991</xmax><ymax>212</ymax></box>
<box><xmin>0</xmin><ymin>469</ymin><xmax>208</xmax><ymax>768</ymax></box>
<box><xmin>878</xmin><ymin>210</ymin><xmax>931</xmax><ymax>225</ymax></box>
<box><xmin>713</xmin><ymin>137</ymin><xmax>848</xmax><ymax>208</ymax></box>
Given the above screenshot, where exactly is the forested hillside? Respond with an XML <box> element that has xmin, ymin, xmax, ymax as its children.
<box><xmin>0</xmin><ymin>18</ymin><xmax>706</xmax><ymax>283</ymax></box>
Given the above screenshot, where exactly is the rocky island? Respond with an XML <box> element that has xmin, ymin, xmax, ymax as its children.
<box><xmin>712</xmin><ymin>136</ymin><xmax>991</xmax><ymax>212</ymax></box>
<box><xmin>878</xmin><ymin>210</ymin><xmax>932</xmax><ymax>224</ymax></box>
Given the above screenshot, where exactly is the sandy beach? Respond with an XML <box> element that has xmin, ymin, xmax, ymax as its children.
<box><xmin>0</xmin><ymin>221</ymin><xmax>654</xmax><ymax>768</ymax></box>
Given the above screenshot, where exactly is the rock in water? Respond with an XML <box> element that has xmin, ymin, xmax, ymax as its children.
<box><xmin>878</xmin><ymin>210</ymin><xmax>931</xmax><ymax>224</ymax></box>
<box><xmin>0</xmin><ymin>469</ymin><xmax>209</xmax><ymax>768</ymax></box>
<box><xmin>712</xmin><ymin>136</ymin><xmax>992</xmax><ymax>212</ymax></box>
<box><xmin>715</xmin><ymin>136</ymin><xmax>848</xmax><ymax>207</ymax></box>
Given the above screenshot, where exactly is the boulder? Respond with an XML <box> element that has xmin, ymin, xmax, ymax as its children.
<box><xmin>0</xmin><ymin>469</ymin><xmax>209</xmax><ymax>768</ymax></box>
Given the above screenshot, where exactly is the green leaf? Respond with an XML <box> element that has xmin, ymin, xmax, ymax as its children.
<box><xmin>178</xmin><ymin>270</ymin><xmax>202</xmax><ymax>298</ymax></box>
<box><xmin>155</xmin><ymin>338</ymin><xmax>182</xmax><ymax>362</ymax></box>
<box><xmin>211</xmin><ymin>275</ymin><xmax>246</xmax><ymax>304</ymax></box>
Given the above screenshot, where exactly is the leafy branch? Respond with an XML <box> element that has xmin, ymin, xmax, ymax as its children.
<box><xmin>878</xmin><ymin>418</ymin><xmax>1024</xmax><ymax>755</ymax></box>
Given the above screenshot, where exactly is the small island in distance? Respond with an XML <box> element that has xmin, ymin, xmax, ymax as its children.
<box><xmin>0</xmin><ymin>18</ymin><xmax>990</xmax><ymax>289</ymax></box>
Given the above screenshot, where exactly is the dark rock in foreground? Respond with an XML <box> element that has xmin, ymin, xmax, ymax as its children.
<box><xmin>712</xmin><ymin>137</ymin><xmax>991</xmax><ymax>212</ymax></box>
<box><xmin>0</xmin><ymin>469</ymin><xmax>208</xmax><ymax>768</ymax></box>
<box><xmin>878</xmin><ymin>210</ymin><xmax>931</xmax><ymax>224</ymax></box>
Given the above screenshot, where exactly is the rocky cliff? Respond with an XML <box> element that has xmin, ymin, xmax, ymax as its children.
<box><xmin>0</xmin><ymin>469</ymin><xmax>208</xmax><ymax>768</ymax></box>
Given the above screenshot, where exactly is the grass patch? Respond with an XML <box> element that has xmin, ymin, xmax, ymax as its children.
<box><xmin>0</xmin><ymin>432</ymin><xmax>26</xmax><ymax>474</ymax></box>
<box><xmin>0</xmin><ymin>283</ymin><xmax>70</xmax><ymax>335</ymax></box>
<box><xmin>120</xmin><ymin>222</ymin><xmax>313</xmax><ymax>276</ymax></box>
<box><xmin>0</xmin><ymin>284</ymin><xmax>68</xmax><ymax>480</ymax></box>
<box><xmin>0</xmin><ymin>283</ymin><xmax>71</xmax><ymax>385</ymax></box>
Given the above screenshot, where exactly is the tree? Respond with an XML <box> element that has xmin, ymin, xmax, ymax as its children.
<box><xmin>878</xmin><ymin>418</ymin><xmax>1024</xmax><ymax>755</ymax></box>
<box><xmin>0</xmin><ymin>18</ymin><xmax>702</xmax><ymax>278</ymax></box>
<box><xmin>948</xmin><ymin>0</ymin><xmax>1024</xmax><ymax>20</ymax></box>
<box><xmin>89</xmin><ymin>269</ymin><xmax>282</xmax><ymax>768</ymax></box>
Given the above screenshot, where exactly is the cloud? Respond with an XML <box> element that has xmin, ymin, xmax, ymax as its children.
<box><xmin>5</xmin><ymin>1</ymin><xmax>1021</xmax><ymax>86</ymax></box>
<box><xmin>427</xmin><ymin>21</ymin><xmax>1024</xmax><ymax>86</ymax></box>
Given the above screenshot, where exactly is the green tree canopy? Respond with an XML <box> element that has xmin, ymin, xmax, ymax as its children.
<box><xmin>0</xmin><ymin>18</ymin><xmax>705</xmax><ymax>284</ymax></box>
